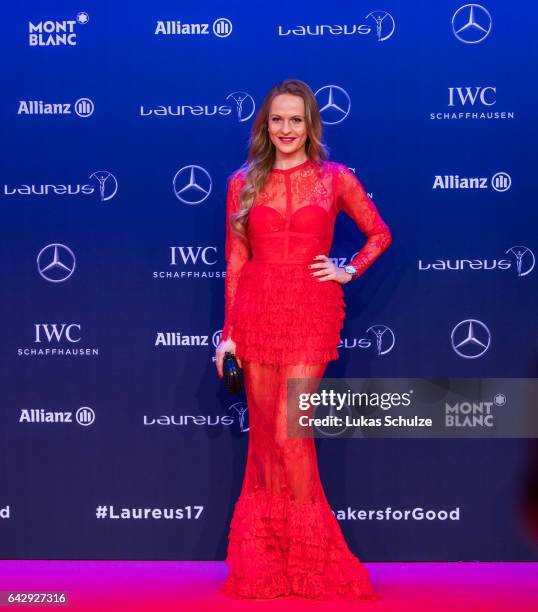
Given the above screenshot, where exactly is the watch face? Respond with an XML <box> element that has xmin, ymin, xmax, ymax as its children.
<box><xmin>345</xmin><ymin>265</ymin><xmax>356</xmax><ymax>274</ymax></box>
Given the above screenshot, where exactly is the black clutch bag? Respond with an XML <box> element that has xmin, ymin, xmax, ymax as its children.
<box><xmin>222</xmin><ymin>351</ymin><xmax>244</xmax><ymax>394</ymax></box>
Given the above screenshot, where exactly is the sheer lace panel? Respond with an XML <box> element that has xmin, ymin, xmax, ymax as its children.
<box><xmin>222</xmin><ymin>173</ymin><xmax>251</xmax><ymax>342</ymax></box>
<box><xmin>222</xmin><ymin>160</ymin><xmax>392</xmax><ymax>342</ymax></box>
<box><xmin>334</xmin><ymin>163</ymin><xmax>392</xmax><ymax>276</ymax></box>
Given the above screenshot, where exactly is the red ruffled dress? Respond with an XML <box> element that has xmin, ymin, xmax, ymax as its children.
<box><xmin>220</xmin><ymin>158</ymin><xmax>392</xmax><ymax>601</ymax></box>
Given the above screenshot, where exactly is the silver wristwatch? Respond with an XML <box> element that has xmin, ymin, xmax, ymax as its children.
<box><xmin>342</xmin><ymin>264</ymin><xmax>358</xmax><ymax>280</ymax></box>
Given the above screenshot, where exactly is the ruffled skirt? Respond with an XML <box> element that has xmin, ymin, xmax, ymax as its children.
<box><xmin>221</xmin><ymin>490</ymin><xmax>379</xmax><ymax>602</ymax></box>
<box><xmin>232</xmin><ymin>260</ymin><xmax>346</xmax><ymax>365</ymax></box>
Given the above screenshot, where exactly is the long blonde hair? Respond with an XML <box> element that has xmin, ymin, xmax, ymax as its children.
<box><xmin>229</xmin><ymin>79</ymin><xmax>329</xmax><ymax>239</ymax></box>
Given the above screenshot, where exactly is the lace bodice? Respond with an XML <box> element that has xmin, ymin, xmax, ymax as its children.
<box><xmin>222</xmin><ymin>159</ymin><xmax>392</xmax><ymax>341</ymax></box>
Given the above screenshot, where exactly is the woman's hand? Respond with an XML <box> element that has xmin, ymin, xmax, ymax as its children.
<box><xmin>215</xmin><ymin>336</ymin><xmax>242</xmax><ymax>379</ymax></box>
<box><xmin>309</xmin><ymin>254</ymin><xmax>353</xmax><ymax>284</ymax></box>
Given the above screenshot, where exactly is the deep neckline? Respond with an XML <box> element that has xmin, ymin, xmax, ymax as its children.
<box><xmin>271</xmin><ymin>158</ymin><xmax>312</xmax><ymax>174</ymax></box>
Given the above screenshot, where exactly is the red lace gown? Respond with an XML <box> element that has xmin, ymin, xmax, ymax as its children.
<box><xmin>220</xmin><ymin>158</ymin><xmax>392</xmax><ymax>601</ymax></box>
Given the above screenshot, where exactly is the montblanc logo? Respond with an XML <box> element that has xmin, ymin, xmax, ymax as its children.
<box><xmin>19</xmin><ymin>406</ymin><xmax>95</xmax><ymax>426</ymax></box>
<box><xmin>445</xmin><ymin>393</ymin><xmax>506</xmax><ymax>428</ymax></box>
<box><xmin>433</xmin><ymin>172</ymin><xmax>511</xmax><ymax>192</ymax></box>
<box><xmin>17</xmin><ymin>98</ymin><xmax>94</xmax><ymax>117</ymax></box>
<box><xmin>153</xmin><ymin>246</ymin><xmax>223</xmax><ymax>280</ymax></box>
<box><xmin>155</xmin><ymin>332</ymin><xmax>209</xmax><ymax>347</ymax></box>
<box><xmin>338</xmin><ymin>325</ymin><xmax>396</xmax><ymax>356</ymax></box>
<box><xmin>28</xmin><ymin>12</ymin><xmax>89</xmax><ymax>46</ymax></box>
<box><xmin>18</xmin><ymin>323</ymin><xmax>99</xmax><ymax>357</ymax></box>
<box><xmin>418</xmin><ymin>246</ymin><xmax>535</xmax><ymax>277</ymax></box>
<box><xmin>155</xmin><ymin>17</ymin><xmax>232</xmax><ymax>38</ymax></box>
<box><xmin>278</xmin><ymin>11</ymin><xmax>396</xmax><ymax>41</ymax></box>
<box><xmin>139</xmin><ymin>91</ymin><xmax>255</xmax><ymax>121</ymax></box>
<box><xmin>430</xmin><ymin>86</ymin><xmax>514</xmax><ymax>121</ymax></box>
<box><xmin>3</xmin><ymin>171</ymin><xmax>118</xmax><ymax>201</ymax></box>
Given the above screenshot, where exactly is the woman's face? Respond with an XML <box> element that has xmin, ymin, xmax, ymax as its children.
<box><xmin>267</xmin><ymin>93</ymin><xmax>308</xmax><ymax>158</ymax></box>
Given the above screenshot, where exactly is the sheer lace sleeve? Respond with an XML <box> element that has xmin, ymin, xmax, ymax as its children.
<box><xmin>221</xmin><ymin>173</ymin><xmax>251</xmax><ymax>342</ymax></box>
<box><xmin>335</xmin><ymin>163</ymin><xmax>392</xmax><ymax>279</ymax></box>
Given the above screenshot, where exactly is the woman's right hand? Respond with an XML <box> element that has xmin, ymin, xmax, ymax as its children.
<box><xmin>215</xmin><ymin>336</ymin><xmax>242</xmax><ymax>379</ymax></box>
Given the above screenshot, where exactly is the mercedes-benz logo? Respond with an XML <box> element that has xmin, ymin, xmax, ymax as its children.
<box><xmin>173</xmin><ymin>165</ymin><xmax>212</xmax><ymax>204</ymax></box>
<box><xmin>366</xmin><ymin>325</ymin><xmax>396</xmax><ymax>355</ymax></box>
<box><xmin>225</xmin><ymin>91</ymin><xmax>256</xmax><ymax>122</ymax></box>
<box><xmin>37</xmin><ymin>243</ymin><xmax>76</xmax><ymax>283</ymax></box>
<box><xmin>506</xmin><ymin>245</ymin><xmax>535</xmax><ymax>277</ymax></box>
<box><xmin>451</xmin><ymin>319</ymin><xmax>491</xmax><ymax>359</ymax></box>
<box><xmin>89</xmin><ymin>171</ymin><xmax>118</xmax><ymax>202</ymax></box>
<box><xmin>452</xmin><ymin>4</ymin><xmax>492</xmax><ymax>44</ymax></box>
<box><xmin>314</xmin><ymin>85</ymin><xmax>351</xmax><ymax>125</ymax></box>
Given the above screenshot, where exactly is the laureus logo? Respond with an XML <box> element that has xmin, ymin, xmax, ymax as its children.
<box><xmin>278</xmin><ymin>11</ymin><xmax>395</xmax><ymax>42</ymax></box>
<box><xmin>418</xmin><ymin>245</ymin><xmax>535</xmax><ymax>277</ymax></box>
<box><xmin>339</xmin><ymin>325</ymin><xmax>396</xmax><ymax>356</ymax></box>
<box><xmin>139</xmin><ymin>90</ymin><xmax>255</xmax><ymax>122</ymax></box>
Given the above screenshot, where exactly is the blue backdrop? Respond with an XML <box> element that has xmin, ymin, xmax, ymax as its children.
<box><xmin>1</xmin><ymin>1</ymin><xmax>537</xmax><ymax>561</ymax></box>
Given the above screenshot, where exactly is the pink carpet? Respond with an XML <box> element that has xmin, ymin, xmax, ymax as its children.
<box><xmin>0</xmin><ymin>561</ymin><xmax>536</xmax><ymax>611</ymax></box>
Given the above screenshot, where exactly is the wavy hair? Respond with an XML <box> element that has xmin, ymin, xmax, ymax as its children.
<box><xmin>228</xmin><ymin>79</ymin><xmax>329</xmax><ymax>239</ymax></box>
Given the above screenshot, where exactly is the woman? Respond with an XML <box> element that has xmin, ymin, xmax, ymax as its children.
<box><xmin>215</xmin><ymin>79</ymin><xmax>392</xmax><ymax>601</ymax></box>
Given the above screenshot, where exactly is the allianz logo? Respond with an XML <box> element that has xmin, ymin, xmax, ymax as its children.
<box><xmin>433</xmin><ymin>172</ymin><xmax>511</xmax><ymax>192</ymax></box>
<box><xmin>155</xmin><ymin>332</ymin><xmax>210</xmax><ymax>347</ymax></box>
<box><xmin>418</xmin><ymin>246</ymin><xmax>535</xmax><ymax>277</ymax></box>
<box><xmin>19</xmin><ymin>407</ymin><xmax>95</xmax><ymax>426</ymax></box>
<box><xmin>155</xmin><ymin>18</ymin><xmax>232</xmax><ymax>38</ymax></box>
<box><xmin>17</xmin><ymin>98</ymin><xmax>94</xmax><ymax>117</ymax></box>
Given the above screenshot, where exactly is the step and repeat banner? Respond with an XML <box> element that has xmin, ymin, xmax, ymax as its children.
<box><xmin>1</xmin><ymin>2</ymin><xmax>537</xmax><ymax>561</ymax></box>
